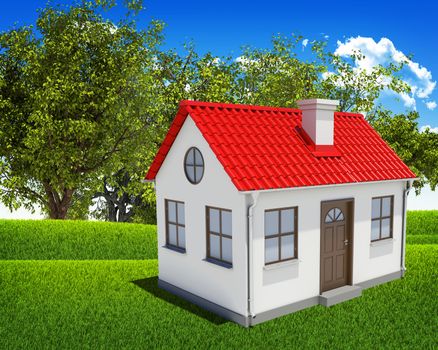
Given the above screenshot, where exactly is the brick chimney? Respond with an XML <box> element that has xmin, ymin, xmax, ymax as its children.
<box><xmin>296</xmin><ymin>99</ymin><xmax>339</xmax><ymax>146</ymax></box>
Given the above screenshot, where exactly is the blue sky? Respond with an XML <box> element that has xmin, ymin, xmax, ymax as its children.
<box><xmin>0</xmin><ymin>0</ymin><xmax>437</xmax><ymax>217</ymax></box>
<box><xmin>1</xmin><ymin>0</ymin><xmax>437</xmax><ymax>128</ymax></box>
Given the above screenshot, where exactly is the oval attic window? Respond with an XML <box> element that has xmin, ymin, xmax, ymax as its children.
<box><xmin>184</xmin><ymin>147</ymin><xmax>204</xmax><ymax>184</ymax></box>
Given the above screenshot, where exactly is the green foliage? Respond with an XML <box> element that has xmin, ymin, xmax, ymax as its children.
<box><xmin>0</xmin><ymin>219</ymin><xmax>157</xmax><ymax>259</ymax></box>
<box><xmin>0</xmin><ymin>1</ymin><xmax>163</xmax><ymax>218</ymax></box>
<box><xmin>369</xmin><ymin>110</ymin><xmax>438</xmax><ymax>192</ymax></box>
<box><xmin>320</xmin><ymin>51</ymin><xmax>410</xmax><ymax>112</ymax></box>
<box><xmin>1</xmin><ymin>245</ymin><xmax>436</xmax><ymax>349</ymax></box>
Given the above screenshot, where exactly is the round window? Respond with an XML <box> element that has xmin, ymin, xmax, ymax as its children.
<box><xmin>184</xmin><ymin>147</ymin><xmax>204</xmax><ymax>184</ymax></box>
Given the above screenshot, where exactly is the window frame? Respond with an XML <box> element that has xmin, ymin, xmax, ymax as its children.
<box><xmin>184</xmin><ymin>147</ymin><xmax>204</xmax><ymax>185</ymax></box>
<box><xmin>206</xmin><ymin>206</ymin><xmax>233</xmax><ymax>267</ymax></box>
<box><xmin>264</xmin><ymin>206</ymin><xmax>298</xmax><ymax>265</ymax></box>
<box><xmin>165</xmin><ymin>199</ymin><xmax>186</xmax><ymax>252</ymax></box>
<box><xmin>371</xmin><ymin>195</ymin><xmax>394</xmax><ymax>242</ymax></box>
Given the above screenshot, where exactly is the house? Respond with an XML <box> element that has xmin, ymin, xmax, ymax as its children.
<box><xmin>144</xmin><ymin>99</ymin><xmax>417</xmax><ymax>327</ymax></box>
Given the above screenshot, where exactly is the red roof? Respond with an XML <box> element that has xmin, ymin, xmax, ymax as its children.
<box><xmin>145</xmin><ymin>100</ymin><xmax>416</xmax><ymax>191</ymax></box>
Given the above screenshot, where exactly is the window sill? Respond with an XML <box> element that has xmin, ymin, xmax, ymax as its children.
<box><xmin>163</xmin><ymin>245</ymin><xmax>186</xmax><ymax>254</ymax></box>
<box><xmin>264</xmin><ymin>259</ymin><xmax>300</xmax><ymax>270</ymax></box>
<box><xmin>370</xmin><ymin>238</ymin><xmax>394</xmax><ymax>247</ymax></box>
<box><xmin>203</xmin><ymin>258</ymin><xmax>233</xmax><ymax>269</ymax></box>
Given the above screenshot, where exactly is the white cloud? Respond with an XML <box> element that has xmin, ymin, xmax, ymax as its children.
<box><xmin>420</xmin><ymin>125</ymin><xmax>438</xmax><ymax>133</ymax></box>
<box><xmin>426</xmin><ymin>101</ymin><xmax>437</xmax><ymax>110</ymax></box>
<box><xmin>334</xmin><ymin>37</ymin><xmax>436</xmax><ymax>108</ymax></box>
<box><xmin>302</xmin><ymin>39</ymin><xmax>309</xmax><ymax>48</ymax></box>
<box><xmin>400</xmin><ymin>93</ymin><xmax>416</xmax><ymax>108</ymax></box>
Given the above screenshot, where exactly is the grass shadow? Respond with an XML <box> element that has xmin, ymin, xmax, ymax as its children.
<box><xmin>132</xmin><ymin>277</ymin><xmax>227</xmax><ymax>325</ymax></box>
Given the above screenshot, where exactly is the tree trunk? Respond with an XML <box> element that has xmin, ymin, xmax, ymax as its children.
<box><xmin>108</xmin><ymin>202</ymin><xmax>118</xmax><ymax>222</ymax></box>
<box><xmin>43</xmin><ymin>182</ymin><xmax>74</xmax><ymax>219</ymax></box>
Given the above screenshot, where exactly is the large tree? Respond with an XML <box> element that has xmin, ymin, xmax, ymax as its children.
<box><xmin>0</xmin><ymin>1</ymin><xmax>162</xmax><ymax>219</ymax></box>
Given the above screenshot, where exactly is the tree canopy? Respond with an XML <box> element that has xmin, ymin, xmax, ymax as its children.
<box><xmin>0</xmin><ymin>1</ymin><xmax>163</xmax><ymax>218</ymax></box>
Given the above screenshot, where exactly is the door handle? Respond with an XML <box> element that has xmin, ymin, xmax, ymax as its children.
<box><xmin>344</xmin><ymin>239</ymin><xmax>349</xmax><ymax>246</ymax></box>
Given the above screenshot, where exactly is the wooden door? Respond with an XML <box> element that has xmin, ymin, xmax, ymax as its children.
<box><xmin>320</xmin><ymin>199</ymin><xmax>353</xmax><ymax>293</ymax></box>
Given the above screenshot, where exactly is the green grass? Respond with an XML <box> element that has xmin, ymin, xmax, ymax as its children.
<box><xmin>1</xmin><ymin>246</ymin><xmax>436</xmax><ymax>349</ymax></box>
<box><xmin>1</xmin><ymin>212</ymin><xmax>437</xmax><ymax>348</ymax></box>
<box><xmin>406</xmin><ymin>210</ymin><xmax>438</xmax><ymax>236</ymax></box>
<box><xmin>0</xmin><ymin>211</ymin><xmax>436</xmax><ymax>261</ymax></box>
<box><xmin>0</xmin><ymin>219</ymin><xmax>157</xmax><ymax>260</ymax></box>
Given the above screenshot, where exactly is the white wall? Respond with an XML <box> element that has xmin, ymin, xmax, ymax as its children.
<box><xmin>155</xmin><ymin>116</ymin><xmax>248</xmax><ymax>316</ymax></box>
<box><xmin>252</xmin><ymin>180</ymin><xmax>405</xmax><ymax>314</ymax></box>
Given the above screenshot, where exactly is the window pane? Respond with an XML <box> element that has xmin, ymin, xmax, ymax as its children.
<box><xmin>221</xmin><ymin>210</ymin><xmax>232</xmax><ymax>236</ymax></box>
<box><xmin>222</xmin><ymin>237</ymin><xmax>232</xmax><ymax>263</ymax></box>
<box><xmin>382</xmin><ymin>197</ymin><xmax>391</xmax><ymax>217</ymax></box>
<box><xmin>186</xmin><ymin>149</ymin><xmax>194</xmax><ymax>165</ymax></box>
<box><xmin>371</xmin><ymin>220</ymin><xmax>380</xmax><ymax>241</ymax></box>
<box><xmin>372</xmin><ymin>198</ymin><xmax>381</xmax><ymax>219</ymax></box>
<box><xmin>281</xmin><ymin>209</ymin><xmax>294</xmax><ymax>233</ymax></box>
<box><xmin>195</xmin><ymin>165</ymin><xmax>204</xmax><ymax>182</ymax></box>
<box><xmin>325</xmin><ymin>209</ymin><xmax>334</xmax><ymax>223</ymax></box>
<box><xmin>194</xmin><ymin>149</ymin><xmax>204</xmax><ymax>166</ymax></box>
<box><xmin>265</xmin><ymin>237</ymin><xmax>279</xmax><ymax>263</ymax></box>
<box><xmin>209</xmin><ymin>234</ymin><xmax>220</xmax><ymax>259</ymax></box>
<box><xmin>381</xmin><ymin>218</ymin><xmax>391</xmax><ymax>238</ymax></box>
<box><xmin>177</xmin><ymin>203</ymin><xmax>185</xmax><ymax>225</ymax></box>
<box><xmin>168</xmin><ymin>201</ymin><xmax>176</xmax><ymax>222</ymax></box>
<box><xmin>281</xmin><ymin>234</ymin><xmax>295</xmax><ymax>260</ymax></box>
<box><xmin>178</xmin><ymin>226</ymin><xmax>186</xmax><ymax>248</ymax></box>
<box><xmin>186</xmin><ymin>166</ymin><xmax>195</xmax><ymax>182</ymax></box>
<box><xmin>168</xmin><ymin>224</ymin><xmax>177</xmax><ymax>246</ymax></box>
<box><xmin>209</xmin><ymin>208</ymin><xmax>220</xmax><ymax>233</ymax></box>
<box><xmin>265</xmin><ymin>211</ymin><xmax>279</xmax><ymax>236</ymax></box>
<box><xmin>337</xmin><ymin>211</ymin><xmax>344</xmax><ymax>221</ymax></box>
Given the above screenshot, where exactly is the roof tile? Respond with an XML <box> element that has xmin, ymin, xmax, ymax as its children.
<box><xmin>145</xmin><ymin>100</ymin><xmax>417</xmax><ymax>190</ymax></box>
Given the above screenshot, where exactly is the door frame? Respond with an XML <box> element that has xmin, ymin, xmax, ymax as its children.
<box><xmin>319</xmin><ymin>198</ymin><xmax>355</xmax><ymax>294</ymax></box>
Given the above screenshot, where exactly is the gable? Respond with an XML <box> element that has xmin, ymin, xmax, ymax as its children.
<box><xmin>145</xmin><ymin>100</ymin><xmax>417</xmax><ymax>191</ymax></box>
<box><xmin>154</xmin><ymin>114</ymin><xmax>238</xmax><ymax>194</ymax></box>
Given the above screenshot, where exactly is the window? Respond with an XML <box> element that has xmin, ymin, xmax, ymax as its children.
<box><xmin>371</xmin><ymin>196</ymin><xmax>393</xmax><ymax>241</ymax></box>
<box><xmin>165</xmin><ymin>199</ymin><xmax>186</xmax><ymax>251</ymax></box>
<box><xmin>325</xmin><ymin>207</ymin><xmax>344</xmax><ymax>223</ymax></box>
<box><xmin>184</xmin><ymin>147</ymin><xmax>204</xmax><ymax>184</ymax></box>
<box><xmin>264</xmin><ymin>207</ymin><xmax>298</xmax><ymax>265</ymax></box>
<box><xmin>206</xmin><ymin>206</ymin><xmax>232</xmax><ymax>266</ymax></box>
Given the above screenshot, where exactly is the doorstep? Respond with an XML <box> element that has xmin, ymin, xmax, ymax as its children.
<box><xmin>319</xmin><ymin>285</ymin><xmax>362</xmax><ymax>307</ymax></box>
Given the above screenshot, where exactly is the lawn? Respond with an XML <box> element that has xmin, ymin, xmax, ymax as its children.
<box><xmin>0</xmin><ymin>212</ymin><xmax>437</xmax><ymax>349</ymax></box>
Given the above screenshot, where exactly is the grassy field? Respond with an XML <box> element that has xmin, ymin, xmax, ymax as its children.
<box><xmin>406</xmin><ymin>210</ymin><xmax>438</xmax><ymax>244</ymax></box>
<box><xmin>0</xmin><ymin>219</ymin><xmax>157</xmax><ymax>260</ymax></box>
<box><xmin>0</xmin><ymin>211</ymin><xmax>437</xmax><ymax>349</ymax></box>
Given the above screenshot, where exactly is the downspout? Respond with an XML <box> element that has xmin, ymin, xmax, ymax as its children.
<box><xmin>247</xmin><ymin>192</ymin><xmax>259</xmax><ymax>326</ymax></box>
<box><xmin>401</xmin><ymin>180</ymin><xmax>412</xmax><ymax>277</ymax></box>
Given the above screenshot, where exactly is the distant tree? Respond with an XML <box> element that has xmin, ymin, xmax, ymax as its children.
<box><xmin>368</xmin><ymin>109</ymin><xmax>438</xmax><ymax>193</ymax></box>
<box><xmin>232</xmin><ymin>35</ymin><xmax>410</xmax><ymax>113</ymax></box>
<box><xmin>0</xmin><ymin>1</ymin><xmax>163</xmax><ymax>219</ymax></box>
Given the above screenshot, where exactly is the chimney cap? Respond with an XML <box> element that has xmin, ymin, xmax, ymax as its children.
<box><xmin>297</xmin><ymin>99</ymin><xmax>339</xmax><ymax>110</ymax></box>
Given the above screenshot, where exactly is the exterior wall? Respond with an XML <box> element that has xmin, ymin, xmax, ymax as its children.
<box><xmin>252</xmin><ymin>180</ymin><xmax>405</xmax><ymax>315</ymax></box>
<box><xmin>155</xmin><ymin>116</ymin><xmax>248</xmax><ymax>316</ymax></box>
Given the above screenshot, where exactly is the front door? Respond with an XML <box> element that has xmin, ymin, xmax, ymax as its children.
<box><xmin>320</xmin><ymin>199</ymin><xmax>353</xmax><ymax>293</ymax></box>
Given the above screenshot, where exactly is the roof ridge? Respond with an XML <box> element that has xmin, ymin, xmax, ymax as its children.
<box><xmin>180</xmin><ymin>100</ymin><xmax>301</xmax><ymax>113</ymax></box>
